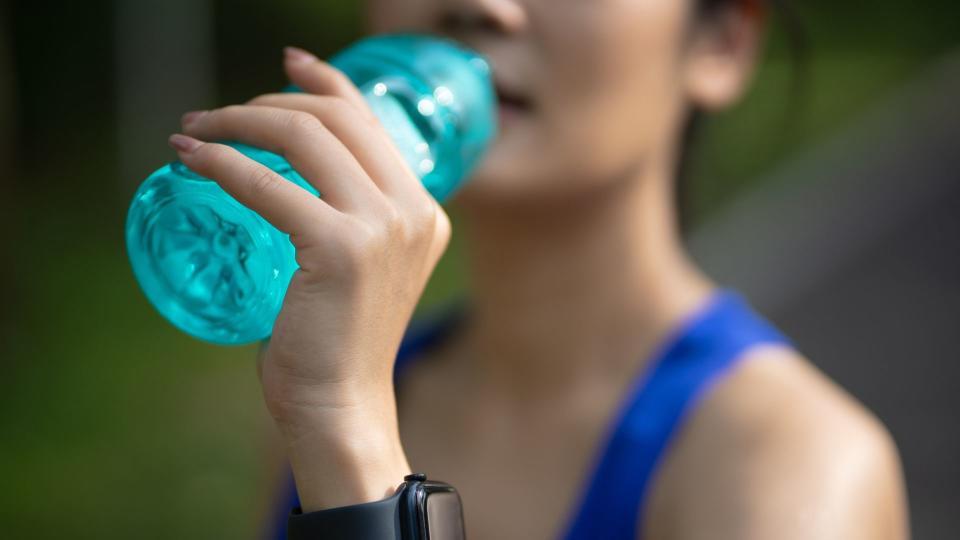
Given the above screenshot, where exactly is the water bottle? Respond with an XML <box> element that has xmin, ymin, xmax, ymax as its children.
<box><xmin>125</xmin><ymin>34</ymin><xmax>497</xmax><ymax>345</ymax></box>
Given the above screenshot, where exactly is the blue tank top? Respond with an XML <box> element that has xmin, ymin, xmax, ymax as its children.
<box><xmin>268</xmin><ymin>290</ymin><xmax>789</xmax><ymax>539</ymax></box>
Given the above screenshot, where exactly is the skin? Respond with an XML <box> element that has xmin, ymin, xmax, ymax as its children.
<box><xmin>169</xmin><ymin>0</ymin><xmax>909</xmax><ymax>538</ymax></box>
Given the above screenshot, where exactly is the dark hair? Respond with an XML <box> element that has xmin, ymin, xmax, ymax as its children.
<box><xmin>677</xmin><ymin>0</ymin><xmax>806</xmax><ymax>232</ymax></box>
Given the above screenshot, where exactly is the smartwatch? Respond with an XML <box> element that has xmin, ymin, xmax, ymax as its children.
<box><xmin>286</xmin><ymin>473</ymin><xmax>465</xmax><ymax>540</ymax></box>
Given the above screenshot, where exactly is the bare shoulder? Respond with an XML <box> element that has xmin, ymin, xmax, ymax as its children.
<box><xmin>643</xmin><ymin>346</ymin><xmax>910</xmax><ymax>540</ymax></box>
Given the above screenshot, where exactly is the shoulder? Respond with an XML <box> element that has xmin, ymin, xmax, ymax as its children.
<box><xmin>643</xmin><ymin>346</ymin><xmax>910</xmax><ymax>540</ymax></box>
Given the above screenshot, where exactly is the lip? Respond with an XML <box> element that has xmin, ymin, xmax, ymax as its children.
<box><xmin>493</xmin><ymin>80</ymin><xmax>533</xmax><ymax>115</ymax></box>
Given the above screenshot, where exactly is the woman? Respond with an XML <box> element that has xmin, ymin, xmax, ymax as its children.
<box><xmin>168</xmin><ymin>0</ymin><xmax>909</xmax><ymax>538</ymax></box>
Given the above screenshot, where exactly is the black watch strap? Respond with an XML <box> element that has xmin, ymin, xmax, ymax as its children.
<box><xmin>287</xmin><ymin>488</ymin><xmax>403</xmax><ymax>540</ymax></box>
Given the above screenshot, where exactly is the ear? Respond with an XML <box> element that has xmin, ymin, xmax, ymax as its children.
<box><xmin>683</xmin><ymin>1</ymin><xmax>765</xmax><ymax>111</ymax></box>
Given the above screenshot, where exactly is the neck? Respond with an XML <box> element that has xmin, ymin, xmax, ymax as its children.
<box><xmin>452</xmin><ymin>161</ymin><xmax>714</xmax><ymax>399</ymax></box>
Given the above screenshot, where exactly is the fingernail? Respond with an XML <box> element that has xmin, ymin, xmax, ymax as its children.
<box><xmin>168</xmin><ymin>133</ymin><xmax>203</xmax><ymax>153</ymax></box>
<box><xmin>284</xmin><ymin>46</ymin><xmax>317</xmax><ymax>65</ymax></box>
<box><xmin>181</xmin><ymin>110</ymin><xmax>208</xmax><ymax>127</ymax></box>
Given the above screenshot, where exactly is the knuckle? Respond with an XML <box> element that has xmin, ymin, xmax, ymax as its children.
<box><xmin>409</xmin><ymin>196</ymin><xmax>439</xmax><ymax>232</ymax></box>
<box><xmin>419</xmin><ymin>196</ymin><xmax>440</xmax><ymax>221</ymax></box>
<box><xmin>388</xmin><ymin>199</ymin><xmax>437</xmax><ymax>248</ymax></box>
<box><xmin>319</xmin><ymin>95</ymin><xmax>363</xmax><ymax>124</ymax></box>
<box><xmin>246</xmin><ymin>166</ymin><xmax>280</xmax><ymax>197</ymax></box>
<box><xmin>195</xmin><ymin>142</ymin><xmax>229</xmax><ymax>165</ymax></box>
<box><xmin>380</xmin><ymin>204</ymin><xmax>405</xmax><ymax>234</ymax></box>
<box><xmin>285</xmin><ymin>110</ymin><xmax>325</xmax><ymax>137</ymax></box>
<box><xmin>336</xmin><ymin>222</ymin><xmax>380</xmax><ymax>270</ymax></box>
<box><xmin>324</xmin><ymin>94</ymin><xmax>352</xmax><ymax>113</ymax></box>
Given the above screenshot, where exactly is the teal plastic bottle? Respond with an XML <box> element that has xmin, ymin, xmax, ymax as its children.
<box><xmin>125</xmin><ymin>35</ymin><xmax>497</xmax><ymax>345</ymax></box>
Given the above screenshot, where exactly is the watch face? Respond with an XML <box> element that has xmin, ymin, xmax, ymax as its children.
<box><xmin>424</xmin><ymin>490</ymin><xmax>465</xmax><ymax>540</ymax></box>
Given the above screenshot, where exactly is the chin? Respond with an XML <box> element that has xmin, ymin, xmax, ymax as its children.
<box><xmin>454</xmin><ymin>142</ymin><xmax>547</xmax><ymax>206</ymax></box>
<box><xmin>451</xmin><ymin>123</ymin><xmax>624</xmax><ymax>208</ymax></box>
<box><xmin>453</xmin><ymin>160</ymin><xmax>589</xmax><ymax>211</ymax></box>
<box><xmin>452</xmin><ymin>101</ymin><xmax>562</xmax><ymax>200</ymax></box>
<box><xmin>454</xmin><ymin>144</ymin><xmax>643</xmax><ymax>212</ymax></box>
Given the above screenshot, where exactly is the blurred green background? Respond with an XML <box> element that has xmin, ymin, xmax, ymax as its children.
<box><xmin>2</xmin><ymin>1</ymin><xmax>958</xmax><ymax>538</ymax></box>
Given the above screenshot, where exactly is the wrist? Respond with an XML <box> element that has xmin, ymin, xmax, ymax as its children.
<box><xmin>288</xmin><ymin>422</ymin><xmax>412</xmax><ymax>512</ymax></box>
<box><xmin>277</xmin><ymin>394</ymin><xmax>411</xmax><ymax>512</ymax></box>
<box><xmin>261</xmin><ymin>361</ymin><xmax>398</xmax><ymax>433</ymax></box>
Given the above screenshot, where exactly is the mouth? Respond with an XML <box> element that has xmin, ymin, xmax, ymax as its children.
<box><xmin>494</xmin><ymin>82</ymin><xmax>533</xmax><ymax>116</ymax></box>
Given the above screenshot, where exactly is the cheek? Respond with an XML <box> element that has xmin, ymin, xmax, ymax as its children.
<box><xmin>363</xmin><ymin>0</ymin><xmax>433</xmax><ymax>33</ymax></box>
<box><xmin>540</xmin><ymin>1</ymin><xmax>692</xmax><ymax>180</ymax></box>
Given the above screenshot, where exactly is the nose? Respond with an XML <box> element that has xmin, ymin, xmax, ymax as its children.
<box><xmin>437</xmin><ymin>0</ymin><xmax>528</xmax><ymax>36</ymax></box>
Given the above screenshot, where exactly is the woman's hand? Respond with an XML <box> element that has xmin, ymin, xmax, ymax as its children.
<box><xmin>168</xmin><ymin>47</ymin><xmax>451</xmax><ymax>511</ymax></box>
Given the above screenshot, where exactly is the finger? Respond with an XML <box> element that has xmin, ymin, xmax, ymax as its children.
<box><xmin>247</xmin><ymin>93</ymin><xmax>430</xmax><ymax>205</ymax></box>
<box><xmin>181</xmin><ymin>105</ymin><xmax>387</xmax><ymax>215</ymax></box>
<box><xmin>168</xmin><ymin>134</ymin><xmax>334</xmax><ymax>238</ymax></box>
<box><xmin>283</xmin><ymin>47</ymin><xmax>377</xmax><ymax>123</ymax></box>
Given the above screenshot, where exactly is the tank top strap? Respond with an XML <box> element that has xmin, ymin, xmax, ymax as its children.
<box><xmin>561</xmin><ymin>290</ymin><xmax>790</xmax><ymax>540</ymax></box>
